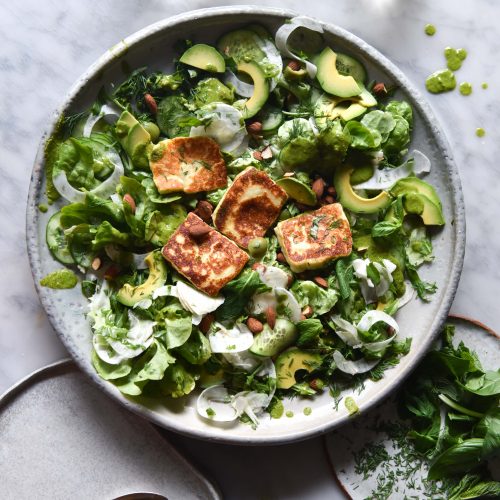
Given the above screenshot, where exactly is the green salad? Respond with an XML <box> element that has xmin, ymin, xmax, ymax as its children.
<box><xmin>42</xmin><ymin>16</ymin><xmax>445</xmax><ymax>427</ymax></box>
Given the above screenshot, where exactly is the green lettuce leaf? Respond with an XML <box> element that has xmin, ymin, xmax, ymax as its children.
<box><xmin>163</xmin><ymin>299</ymin><xmax>193</xmax><ymax>349</ymax></box>
<box><xmin>176</xmin><ymin>328</ymin><xmax>212</xmax><ymax>365</ymax></box>
<box><xmin>217</xmin><ymin>269</ymin><xmax>270</xmax><ymax>322</ymax></box>
<box><xmin>145</xmin><ymin>205</ymin><xmax>186</xmax><ymax>246</ymax></box>
<box><xmin>344</xmin><ymin>121</ymin><xmax>382</xmax><ymax>150</ymax></box>
<box><xmin>361</xmin><ymin>110</ymin><xmax>396</xmax><ymax>143</ymax></box>
<box><xmin>296</xmin><ymin>319</ymin><xmax>323</xmax><ymax>347</ymax></box>
<box><xmin>385</xmin><ymin>100</ymin><xmax>413</xmax><ymax>128</ymax></box>
<box><xmin>291</xmin><ymin>280</ymin><xmax>338</xmax><ymax>315</ymax></box>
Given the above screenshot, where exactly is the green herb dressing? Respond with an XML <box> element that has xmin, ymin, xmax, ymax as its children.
<box><xmin>303</xmin><ymin>407</ymin><xmax>312</xmax><ymax>416</ymax></box>
<box><xmin>444</xmin><ymin>47</ymin><xmax>467</xmax><ymax>71</ymax></box>
<box><xmin>38</xmin><ymin>204</ymin><xmax>48</xmax><ymax>213</ymax></box>
<box><xmin>285</xmin><ymin>410</ymin><xmax>294</xmax><ymax>418</ymax></box>
<box><xmin>459</xmin><ymin>82</ymin><xmax>472</xmax><ymax>96</ymax></box>
<box><xmin>476</xmin><ymin>128</ymin><xmax>485</xmax><ymax>137</ymax></box>
<box><xmin>40</xmin><ymin>269</ymin><xmax>78</xmax><ymax>289</ymax></box>
<box><xmin>481</xmin><ymin>82</ymin><xmax>488</xmax><ymax>89</ymax></box>
<box><xmin>424</xmin><ymin>24</ymin><xmax>436</xmax><ymax>36</ymax></box>
<box><xmin>425</xmin><ymin>69</ymin><xmax>456</xmax><ymax>94</ymax></box>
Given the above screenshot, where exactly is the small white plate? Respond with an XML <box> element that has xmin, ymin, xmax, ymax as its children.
<box><xmin>324</xmin><ymin>316</ymin><xmax>499</xmax><ymax>499</ymax></box>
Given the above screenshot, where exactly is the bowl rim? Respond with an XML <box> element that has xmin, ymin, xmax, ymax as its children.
<box><xmin>25</xmin><ymin>5</ymin><xmax>465</xmax><ymax>445</ymax></box>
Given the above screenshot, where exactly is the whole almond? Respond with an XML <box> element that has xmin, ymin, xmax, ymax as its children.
<box><xmin>302</xmin><ymin>305</ymin><xmax>313</xmax><ymax>318</ymax></box>
<box><xmin>199</xmin><ymin>313</ymin><xmax>214</xmax><ymax>334</ymax></box>
<box><xmin>314</xmin><ymin>276</ymin><xmax>328</xmax><ymax>289</ymax></box>
<box><xmin>253</xmin><ymin>150</ymin><xmax>264</xmax><ymax>161</ymax></box>
<box><xmin>91</xmin><ymin>257</ymin><xmax>101</xmax><ymax>271</ymax></box>
<box><xmin>324</xmin><ymin>195</ymin><xmax>335</xmax><ymax>204</ymax></box>
<box><xmin>247</xmin><ymin>317</ymin><xmax>264</xmax><ymax>334</ymax></box>
<box><xmin>188</xmin><ymin>223</ymin><xmax>211</xmax><ymax>239</ymax></box>
<box><xmin>252</xmin><ymin>262</ymin><xmax>265</xmax><ymax>271</ymax></box>
<box><xmin>277</xmin><ymin>252</ymin><xmax>286</xmax><ymax>263</ymax></box>
<box><xmin>194</xmin><ymin>200</ymin><xmax>213</xmax><ymax>222</ymax></box>
<box><xmin>144</xmin><ymin>93</ymin><xmax>158</xmax><ymax>114</ymax></box>
<box><xmin>287</xmin><ymin>274</ymin><xmax>294</xmax><ymax>288</ymax></box>
<box><xmin>261</xmin><ymin>146</ymin><xmax>273</xmax><ymax>159</ymax></box>
<box><xmin>327</xmin><ymin>186</ymin><xmax>336</xmax><ymax>195</ymax></box>
<box><xmin>312</xmin><ymin>178</ymin><xmax>325</xmax><ymax>199</ymax></box>
<box><xmin>123</xmin><ymin>193</ymin><xmax>136</xmax><ymax>214</ymax></box>
<box><xmin>372</xmin><ymin>82</ymin><xmax>387</xmax><ymax>96</ymax></box>
<box><xmin>266</xmin><ymin>306</ymin><xmax>276</xmax><ymax>329</ymax></box>
<box><xmin>287</xmin><ymin>60</ymin><xmax>302</xmax><ymax>71</ymax></box>
<box><xmin>300</xmin><ymin>314</ymin><xmax>307</xmax><ymax>321</ymax></box>
<box><xmin>247</xmin><ymin>121</ymin><xmax>263</xmax><ymax>134</ymax></box>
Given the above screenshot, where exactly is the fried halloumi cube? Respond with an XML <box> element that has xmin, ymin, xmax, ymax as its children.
<box><xmin>274</xmin><ymin>204</ymin><xmax>352</xmax><ymax>272</ymax></box>
<box><xmin>212</xmin><ymin>167</ymin><xmax>288</xmax><ymax>248</ymax></box>
<box><xmin>162</xmin><ymin>212</ymin><xmax>248</xmax><ymax>296</ymax></box>
<box><xmin>151</xmin><ymin>136</ymin><xmax>227</xmax><ymax>194</ymax></box>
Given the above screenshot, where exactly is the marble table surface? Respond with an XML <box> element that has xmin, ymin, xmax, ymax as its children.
<box><xmin>1</xmin><ymin>0</ymin><xmax>499</xmax><ymax>498</ymax></box>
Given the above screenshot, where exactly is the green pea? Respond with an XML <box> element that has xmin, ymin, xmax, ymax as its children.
<box><xmin>248</xmin><ymin>237</ymin><xmax>268</xmax><ymax>257</ymax></box>
<box><xmin>143</xmin><ymin>122</ymin><xmax>160</xmax><ymax>142</ymax></box>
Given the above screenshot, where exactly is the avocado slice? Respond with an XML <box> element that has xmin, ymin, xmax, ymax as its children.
<box><xmin>404</xmin><ymin>192</ymin><xmax>445</xmax><ymax>226</ymax></box>
<box><xmin>283</xmin><ymin>65</ymin><xmax>307</xmax><ymax>80</ymax></box>
<box><xmin>276</xmin><ymin>177</ymin><xmax>317</xmax><ymax>206</ymax></box>
<box><xmin>115</xmin><ymin>110</ymin><xmax>152</xmax><ymax>170</ymax></box>
<box><xmin>127</xmin><ymin>123</ymin><xmax>153</xmax><ymax>170</ymax></box>
<box><xmin>116</xmin><ymin>251</ymin><xmax>167</xmax><ymax>307</ymax></box>
<box><xmin>390</xmin><ymin>177</ymin><xmax>443</xmax><ymax>209</ymax></box>
<box><xmin>339</xmin><ymin>102</ymin><xmax>367</xmax><ymax>121</ymax></box>
<box><xmin>234</xmin><ymin>61</ymin><xmax>269</xmax><ymax>119</ymax></box>
<box><xmin>250</xmin><ymin>319</ymin><xmax>297</xmax><ymax>357</ymax></box>
<box><xmin>354</xmin><ymin>83</ymin><xmax>378</xmax><ymax>108</ymax></box>
<box><xmin>334</xmin><ymin>164</ymin><xmax>392</xmax><ymax>214</ymax></box>
<box><xmin>316</xmin><ymin>47</ymin><xmax>362</xmax><ymax>98</ymax></box>
<box><xmin>179</xmin><ymin>43</ymin><xmax>225</xmax><ymax>73</ymax></box>
<box><xmin>275</xmin><ymin>348</ymin><xmax>322</xmax><ymax>389</ymax></box>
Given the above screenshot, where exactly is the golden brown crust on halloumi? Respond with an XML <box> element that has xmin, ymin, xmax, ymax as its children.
<box><xmin>212</xmin><ymin>167</ymin><xmax>288</xmax><ymax>248</ymax></box>
<box><xmin>274</xmin><ymin>204</ymin><xmax>352</xmax><ymax>273</ymax></box>
<box><xmin>151</xmin><ymin>137</ymin><xmax>227</xmax><ymax>194</ymax></box>
<box><xmin>162</xmin><ymin>212</ymin><xmax>248</xmax><ymax>296</ymax></box>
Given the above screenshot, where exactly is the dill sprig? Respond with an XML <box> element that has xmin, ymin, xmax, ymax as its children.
<box><xmin>61</xmin><ymin>110</ymin><xmax>88</xmax><ymax>136</ymax></box>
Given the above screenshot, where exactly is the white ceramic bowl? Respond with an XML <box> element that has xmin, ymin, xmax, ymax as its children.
<box><xmin>26</xmin><ymin>6</ymin><xmax>465</xmax><ymax>444</ymax></box>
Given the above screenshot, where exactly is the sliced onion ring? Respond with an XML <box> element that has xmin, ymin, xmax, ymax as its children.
<box><xmin>354</xmin><ymin>149</ymin><xmax>431</xmax><ymax>190</ymax></box>
<box><xmin>333</xmin><ymin>350</ymin><xmax>379</xmax><ymax>375</ymax></box>
<box><xmin>52</xmin><ymin>153</ymin><xmax>124</xmax><ymax>203</ymax></box>
<box><xmin>275</xmin><ymin>16</ymin><xmax>324</xmax><ymax>79</ymax></box>
<box><xmin>83</xmin><ymin>104</ymin><xmax>121</xmax><ymax>138</ymax></box>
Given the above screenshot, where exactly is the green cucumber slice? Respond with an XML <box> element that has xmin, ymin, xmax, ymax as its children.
<box><xmin>260</xmin><ymin>106</ymin><xmax>284</xmax><ymax>132</ymax></box>
<box><xmin>46</xmin><ymin>211</ymin><xmax>75</xmax><ymax>265</ymax></box>
<box><xmin>336</xmin><ymin>53</ymin><xmax>367</xmax><ymax>83</ymax></box>
<box><xmin>250</xmin><ymin>318</ymin><xmax>298</xmax><ymax>357</ymax></box>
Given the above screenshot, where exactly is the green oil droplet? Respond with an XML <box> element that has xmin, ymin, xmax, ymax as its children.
<box><xmin>476</xmin><ymin>128</ymin><xmax>485</xmax><ymax>137</ymax></box>
<box><xmin>444</xmin><ymin>47</ymin><xmax>467</xmax><ymax>71</ymax></box>
<box><xmin>285</xmin><ymin>410</ymin><xmax>294</xmax><ymax>418</ymax></box>
<box><xmin>303</xmin><ymin>407</ymin><xmax>312</xmax><ymax>416</ymax></box>
<box><xmin>426</xmin><ymin>69</ymin><xmax>456</xmax><ymax>93</ymax></box>
<box><xmin>38</xmin><ymin>204</ymin><xmax>48</xmax><ymax>213</ymax></box>
<box><xmin>424</xmin><ymin>24</ymin><xmax>436</xmax><ymax>36</ymax></box>
<box><xmin>482</xmin><ymin>82</ymin><xmax>488</xmax><ymax>89</ymax></box>
<box><xmin>459</xmin><ymin>82</ymin><xmax>472</xmax><ymax>96</ymax></box>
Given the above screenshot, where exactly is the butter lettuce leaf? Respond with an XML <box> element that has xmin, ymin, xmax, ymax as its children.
<box><xmin>291</xmin><ymin>280</ymin><xmax>338</xmax><ymax>315</ymax></box>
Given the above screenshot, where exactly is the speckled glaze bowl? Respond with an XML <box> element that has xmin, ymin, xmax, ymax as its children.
<box><xmin>26</xmin><ymin>6</ymin><xmax>465</xmax><ymax>445</ymax></box>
